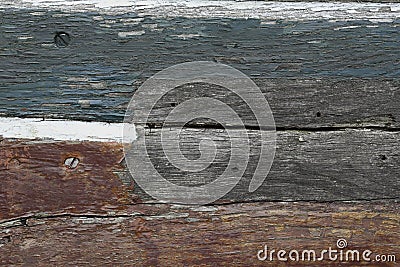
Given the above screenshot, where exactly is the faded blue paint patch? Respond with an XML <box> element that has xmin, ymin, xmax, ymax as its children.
<box><xmin>0</xmin><ymin>9</ymin><xmax>399</xmax><ymax>121</ymax></box>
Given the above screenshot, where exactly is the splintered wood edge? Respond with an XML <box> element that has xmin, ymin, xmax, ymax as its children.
<box><xmin>1</xmin><ymin>0</ymin><xmax>400</xmax><ymax>22</ymax></box>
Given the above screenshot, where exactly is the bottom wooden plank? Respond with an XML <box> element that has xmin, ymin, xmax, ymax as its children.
<box><xmin>0</xmin><ymin>201</ymin><xmax>398</xmax><ymax>266</ymax></box>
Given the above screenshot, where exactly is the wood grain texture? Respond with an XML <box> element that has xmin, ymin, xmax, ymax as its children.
<box><xmin>1</xmin><ymin>2</ymin><xmax>399</xmax><ymax>265</ymax></box>
<box><xmin>133</xmin><ymin>79</ymin><xmax>400</xmax><ymax>129</ymax></box>
<box><xmin>3</xmin><ymin>1</ymin><xmax>400</xmax><ymax>18</ymax></box>
<box><xmin>0</xmin><ymin>6</ymin><xmax>399</xmax><ymax>124</ymax></box>
<box><xmin>1</xmin><ymin>201</ymin><xmax>399</xmax><ymax>266</ymax></box>
<box><xmin>125</xmin><ymin>128</ymin><xmax>400</xmax><ymax>203</ymax></box>
<box><xmin>1</xmin><ymin>129</ymin><xmax>399</xmax><ymax>220</ymax></box>
<box><xmin>0</xmin><ymin>140</ymin><xmax>131</xmax><ymax>221</ymax></box>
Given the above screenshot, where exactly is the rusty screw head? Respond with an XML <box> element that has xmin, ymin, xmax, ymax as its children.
<box><xmin>54</xmin><ymin>31</ymin><xmax>71</xmax><ymax>47</ymax></box>
<box><xmin>64</xmin><ymin>157</ymin><xmax>79</xmax><ymax>169</ymax></box>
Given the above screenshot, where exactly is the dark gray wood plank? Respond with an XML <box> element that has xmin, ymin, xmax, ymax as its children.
<box><xmin>121</xmin><ymin>128</ymin><xmax>400</xmax><ymax>203</ymax></box>
<box><xmin>131</xmin><ymin>79</ymin><xmax>400</xmax><ymax>129</ymax></box>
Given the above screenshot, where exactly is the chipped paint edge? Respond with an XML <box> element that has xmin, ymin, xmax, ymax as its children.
<box><xmin>0</xmin><ymin>117</ymin><xmax>136</xmax><ymax>143</ymax></box>
<box><xmin>1</xmin><ymin>0</ymin><xmax>400</xmax><ymax>21</ymax></box>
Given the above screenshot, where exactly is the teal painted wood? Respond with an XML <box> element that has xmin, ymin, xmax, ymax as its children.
<box><xmin>0</xmin><ymin>8</ymin><xmax>399</xmax><ymax>125</ymax></box>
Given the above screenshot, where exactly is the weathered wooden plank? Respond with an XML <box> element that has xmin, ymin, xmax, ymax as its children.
<box><xmin>0</xmin><ymin>140</ymin><xmax>132</xmax><ymax>221</ymax></box>
<box><xmin>131</xmin><ymin>79</ymin><xmax>400</xmax><ymax>129</ymax></box>
<box><xmin>3</xmin><ymin>0</ymin><xmax>400</xmax><ymax>18</ymax></box>
<box><xmin>1</xmin><ymin>201</ymin><xmax>398</xmax><ymax>266</ymax></box>
<box><xmin>129</xmin><ymin>128</ymin><xmax>400</xmax><ymax>203</ymax></box>
<box><xmin>1</xmin><ymin>129</ymin><xmax>399</xmax><ymax>220</ymax></box>
<box><xmin>0</xmin><ymin>4</ymin><xmax>399</xmax><ymax>125</ymax></box>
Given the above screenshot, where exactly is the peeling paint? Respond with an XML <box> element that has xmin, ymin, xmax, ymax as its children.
<box><xmin>0</xmin><ymin>117</ymin><xmax>136</xmax><ymax>143</ymax></box>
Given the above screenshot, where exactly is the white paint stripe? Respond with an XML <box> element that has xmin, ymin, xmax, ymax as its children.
<box><xmin>2</xmin><ymin>1</ymin><xmax>400</xmax><ymax>21</ymax></box>
<box><xmin>0</xmin><ymin>117</ymin><xmax>136</xmax><ymax>143</ymax></box>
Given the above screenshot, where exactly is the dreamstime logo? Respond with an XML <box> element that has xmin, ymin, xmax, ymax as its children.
<box><xmin>123</xmin><ymin>61</ymin><xmax>276</xmax><ymax>204</ymax></box>
<box><xmin>257</xmin><ymin>238</ymin><xmax>397</xmax><ymax>263</ymax></box>
<box><xmin>336</xmin><ymin>238</ymin><xmax>348</xmax><ymax>249</ymax></box>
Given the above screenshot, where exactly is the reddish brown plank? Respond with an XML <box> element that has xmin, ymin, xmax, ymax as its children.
<box><xmin>0</xmin><ymin>201</ymin><xmax>398</xmax><ymax>266</ymax></box>
<box><xmin>0</xmin><ymin>139</ymin><xmax>133</xmax><ymax>221</ymax></box>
